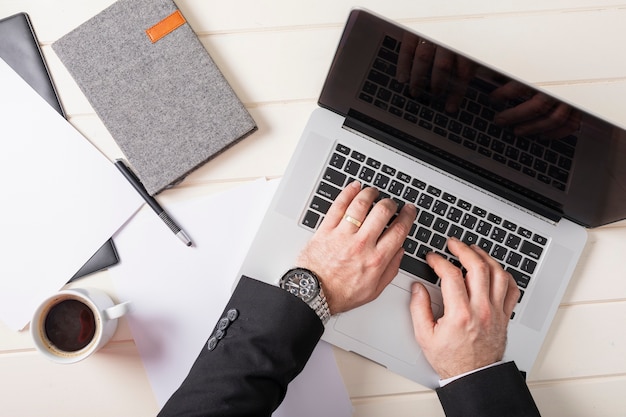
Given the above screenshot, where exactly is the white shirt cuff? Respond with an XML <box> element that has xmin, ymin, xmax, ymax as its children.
<box><xmin>438</xmin><ymin>361</ymin><xmax>503</xmax><ymax>387</ymax></box>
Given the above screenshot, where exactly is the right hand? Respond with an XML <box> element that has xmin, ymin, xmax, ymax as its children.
<box><xmin>409</xmin><ymin>238</ymin><xmax>519</xmax><ymax>379</ymax></box>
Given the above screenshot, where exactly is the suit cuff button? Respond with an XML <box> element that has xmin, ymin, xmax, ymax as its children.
<box><xmin>207</xmin><ymin>336</ymin><xmax>218</xmax><ymax>351</ymax></box>
<box><xmin>227</xmin><ymin>309</ymin><xmax>239</xmax><ymax>321</ymax></box>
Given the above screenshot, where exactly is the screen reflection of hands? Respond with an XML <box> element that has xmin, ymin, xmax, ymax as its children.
<box><xmin>396</xmin><ymin>33</ymin><xmax>580</xmax><ymax>139</ymax></box>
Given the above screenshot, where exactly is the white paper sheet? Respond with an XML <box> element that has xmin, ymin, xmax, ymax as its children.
<box><xmin>110</xmin><ymin>179</ymin><xmax>352</xmax><ymax>416</ymax></box>
<box><xmin>0</xmin><ymin>59</ymin><xmax>143</xmax><ymax>331</ymax></box>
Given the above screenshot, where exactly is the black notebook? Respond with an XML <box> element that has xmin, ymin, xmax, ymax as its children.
<box><xmin>0</xmin><ymin>12</ymin><xmax>119</xmax><ymax>281</ymax></box>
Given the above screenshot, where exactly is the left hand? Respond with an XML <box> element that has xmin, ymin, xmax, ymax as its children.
<box><xmin>296</xmin><ymin>180</ymin><xmax>417</xmax><ymax>314</ymax></box>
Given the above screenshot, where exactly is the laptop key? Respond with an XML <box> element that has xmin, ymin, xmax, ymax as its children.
<box><xmin>310</xmin><ymin>196</ymin><xmax>332</xmax><ymax>214</ymax></box>
<box><xmin>418</xmin><ymin>212</ymin><xmax>434</xmax><ymax>227</ymax></box>
<box><xmin>491</xmin><ymin>244</ymin><xmax>507</xmax><ymax>261</ymax></box>
<box><xmin>323</xmin><ymin>167</ymin><xmax>347</xmax><ymax>187</ymax></box>
<box><xmin>330</xmin><ymin>153</ymin><xmax>346</xmax><ymax>169</ymax></box>
<box><xmin>317</xmin><ymin>181</ymin><xmax>341</xmax><ymax>201</ymax></box>
<box><xmin>344</xmin><ymin>160</ymin><xmax>360</xmax><ymax>175</ymax></box>
<box><xmin>402</xmin><ymin>187</ymin><xmax>419</xmax><ymax>203</ymax></box>
<box><xmin>477</xmin><ymin>238</ymin><xmax>493</xmax><ymax>252</ymax></box>
<box><xmin>506</xmin><ymin>252</ymin><xmax>522</xmax><ymax>268</ymax></box>
<box><xmin>491</xmin><ymin>226</ymin><xmax>506</xmax><ymax>243</ymax></box>
<box><xmin>336</xmin><ymin>144</ymin><xmax>350</xmax><ymax>155</ymax></box>
<box><xmin>520</xmin><ymin>240</ymin><xmax>544</xmax><ymax>260</ymax></box>
<box><xmin>417</xmin><ymin>194</ymin><xmax>434</xmax><ymax>209</ymax></box>
<box><xmin>447</xmin><ymin>225</ymin><xmax>464</xmax><ymax>239</ymax></box>
<box><xmin>415</xmin><ymin>227</ymin><xmax>432</xmax><ymax>242</ymax></box>
<box><xmin>507</xmin><ymin>268</ymin><xmax>530</xmax><ymax>288</ymax></box>
<box><xmin>302</xmin><ymin>211</ymin><xmax>320</xmax><ymax>229</ymax></box>
<box><xmin>462</xmin><ymin>231</ymin><xmax>479</xmax><ymax>245</ymax></box>
<box><xmin>505</xmin><ymin>234</ymin><xmax>522</xmax><ymax>250</ymax></box>
<box><xmin>521</xmin><ymin>258</ymin><xmax>537</xmax><ymax>274</ymax></box>
<box><xmin>359</xmin><ymin>166</ymin><xmax>375</xmax><ymax>182</ymax></box>
<box><xmin>400</xmin><ymin>255</ymin><xmax>439</xmax><ymax>284</ymax></box>
<box><xmin>447</xmin><ymin>207</ymin><xmax>463</xmax><ymax>223</ymax></box>
<box><xmin>461</xmin><ymin>213</ymin><xmax>477</xmax><ymax>229</ymax></box>
<box><xmin>403</xmin><ymin>238</ymin><xmax>418</xmax><ymax>255</ymax></box>
<box><xmin>433</xmin><ymin>218</ymin><xmax>449</xmax><ymax>234</ymax></box>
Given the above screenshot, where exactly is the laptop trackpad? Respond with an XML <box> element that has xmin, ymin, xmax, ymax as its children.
<box><xmin>333</xmin><ymin>285</ymin><xmax>433</xmax><ymax>365</ymax></box>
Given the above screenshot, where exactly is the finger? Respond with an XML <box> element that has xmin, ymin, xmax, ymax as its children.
<box><xmin>425</xmin><ymin>249</ymin><xmax>469</xmax><ymax>309</ymax></box>
<box><xmin>447</xmin><ymin>238</ymin><xmax>490</xmax><ymax>303</ymax></box>
<box><xmin>319</xmin><ymin>180</ymin><xmax>362</xmax><ymax>231</ymax></box>
<box><xmin>357</xmin><ymin>197</ymin><xmax>397</xmax><ymax>238</ymax></box>
<box><xmin>376</xmin><ymin>203</ymin><xmax>417</xmax><ymax>251</ymax></box>
<box><xmin>409</xmin><ymin>281</ymin><xmax>436</xmax><ymax>346</ymax></box>
<box><xmin>338</xmin><ymin>186</ymin><xmax>379</xmax><ymax>232</ymax></box>
<box><xmin>375</xmin><ymin>247</ymin><xmax>405</xmax><ymax>295</ymax></box>
<box><xmin>470</xmin><ymin>245</ymin><xmax>509</xmax><ymax>307</ymax></box>
<box><xmin>503</xmin><ymin>275</ymin><xmax>521</xmax><ymax>318</ymax></box>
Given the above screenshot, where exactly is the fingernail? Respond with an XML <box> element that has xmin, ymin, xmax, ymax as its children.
<box><xmin>411</xmin><ymin>282</ymin><xmax>423</xmax><ymax>294</ymax></box>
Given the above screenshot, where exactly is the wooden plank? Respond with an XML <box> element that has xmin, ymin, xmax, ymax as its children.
<box><xmin>563</xmin><ymin>226</ymin><xmax>626</xmax><ymax>304</ymax></box>
<box><xmin>0</xmin><ymin>343</ymin><xmax>159</xmax><ymax>417</ymax></box>
<box><xmin>4</xmin><ymin>0</ymin><xmax>626</xmax><ymax>40</ymax></box>
<box><xmin>351</xmin><ymin>375</ymin><xmax>626</xmax><ymax>417</ymax></box>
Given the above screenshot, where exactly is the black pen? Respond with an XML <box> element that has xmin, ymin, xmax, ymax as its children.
<box><xmin>114</xmin><ymin>159</ymin><xmax>192</xmax><ymax>247</ymax></box>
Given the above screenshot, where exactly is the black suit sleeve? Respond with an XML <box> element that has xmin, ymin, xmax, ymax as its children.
<box><xmin>436</xmin><ymin>361</ymin><xmax>541</xmax><ymax>417</ymax></box>
<box><xmin>158</xmin><ymin>276</ymin><xmax>541</xmax><ymax>417</ymax></box>
<box><xmin>158</xmin><ymin>276</ymin><xmax>324</xmax><ymax>417</ymax></box>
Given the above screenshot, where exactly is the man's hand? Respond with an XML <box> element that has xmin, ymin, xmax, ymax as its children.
<box><xmin>409</xmin><ymin>238</ymin><xmax>520</xmax><ymax>379</ymax></box>
<box><xmin>297</xmin><ymin>181</ymin><xmax>417</xmax><ymax>314</ymax></box>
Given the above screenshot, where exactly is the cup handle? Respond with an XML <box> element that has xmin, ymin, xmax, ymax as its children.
<box><xmin>103</xmin><ymin>301</ymin><xmax>131</xmax><ymax>320</ymax></box>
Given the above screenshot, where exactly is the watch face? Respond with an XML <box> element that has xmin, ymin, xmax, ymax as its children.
<box><xmin>280</xmin><ymin>269</ymin><xmax>320</xmax><ymax>303</ymax></box>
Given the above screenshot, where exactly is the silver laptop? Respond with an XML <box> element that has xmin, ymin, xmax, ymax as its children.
<box><xmin>238</xmin><ymin>9</ymin><xmax>626</xmax><ymax>388</ymax></box>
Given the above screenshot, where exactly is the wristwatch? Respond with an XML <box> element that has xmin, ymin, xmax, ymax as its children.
<box><xmin>279</xmin><ymin>268</ymin><xmax>331</xmax><ymax>325</ymax></box>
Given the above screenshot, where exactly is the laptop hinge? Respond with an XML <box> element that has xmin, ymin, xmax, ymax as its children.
<box><xmin>343</xmin><ymin>110</ymin><xmax>563</xmax><ymax>223</ymax></box>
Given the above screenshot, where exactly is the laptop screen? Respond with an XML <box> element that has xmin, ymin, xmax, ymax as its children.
<box><xmin>319</xmin><ymin>10</ymin><xmax>626</xmax><ymax>228</ymax></box>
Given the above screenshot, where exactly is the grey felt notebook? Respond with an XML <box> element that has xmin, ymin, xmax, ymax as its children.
<box><xmin>52</xmin><ymin>0</ymin><xmax>256</xmax><ymax>195</ymax></box>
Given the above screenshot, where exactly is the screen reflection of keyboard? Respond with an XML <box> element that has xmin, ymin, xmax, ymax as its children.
<box><xmin>359</xmin><ymin>34</ymin><xmax>577</xmax><ymax>192</ymax></box>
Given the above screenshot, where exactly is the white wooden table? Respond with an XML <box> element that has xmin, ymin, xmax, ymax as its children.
<box><xmin>1</xmin><ymin>1</ymin><xmax>625</xmax><ymax>415</ymax></box>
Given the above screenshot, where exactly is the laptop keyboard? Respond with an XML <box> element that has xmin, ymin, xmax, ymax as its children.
<box><xmin>301</xmin><ymin>142</ymin><xmax>549</xmax><ymax>318</ymax></box>
<box><xmin>358</xmin><ymin>35</ymin><xmax>577</xmax><ymax>192</ymax></box>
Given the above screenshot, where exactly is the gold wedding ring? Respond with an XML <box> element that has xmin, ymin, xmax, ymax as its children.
<box><xmin>343</xmin><ymin>214</ymin><xmax>363</xmax><ymax>228</ymax></box>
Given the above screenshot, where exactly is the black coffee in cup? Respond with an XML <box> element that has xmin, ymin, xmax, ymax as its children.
<box><xmin>43</xmin><ymin>299</ymin><xmax>96</xmax><ymax>352</ymax></box>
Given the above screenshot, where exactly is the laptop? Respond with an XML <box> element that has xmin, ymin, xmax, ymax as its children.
<box><xmin>238</xmin><ymin>9</ymin><xmax>626</xmax><ymax>388</ymax></box>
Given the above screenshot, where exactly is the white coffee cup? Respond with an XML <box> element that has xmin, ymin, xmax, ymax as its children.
<box><xmin>30</xmin><ymin>288</ymin><xmax>130</xmax><ymax>364</ymax></box>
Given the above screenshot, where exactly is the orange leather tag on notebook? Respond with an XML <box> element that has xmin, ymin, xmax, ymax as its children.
<box><xmin>146</xmin><ymin>10</ymin><xmax>186</xmax><ymax>43</ymax></box>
